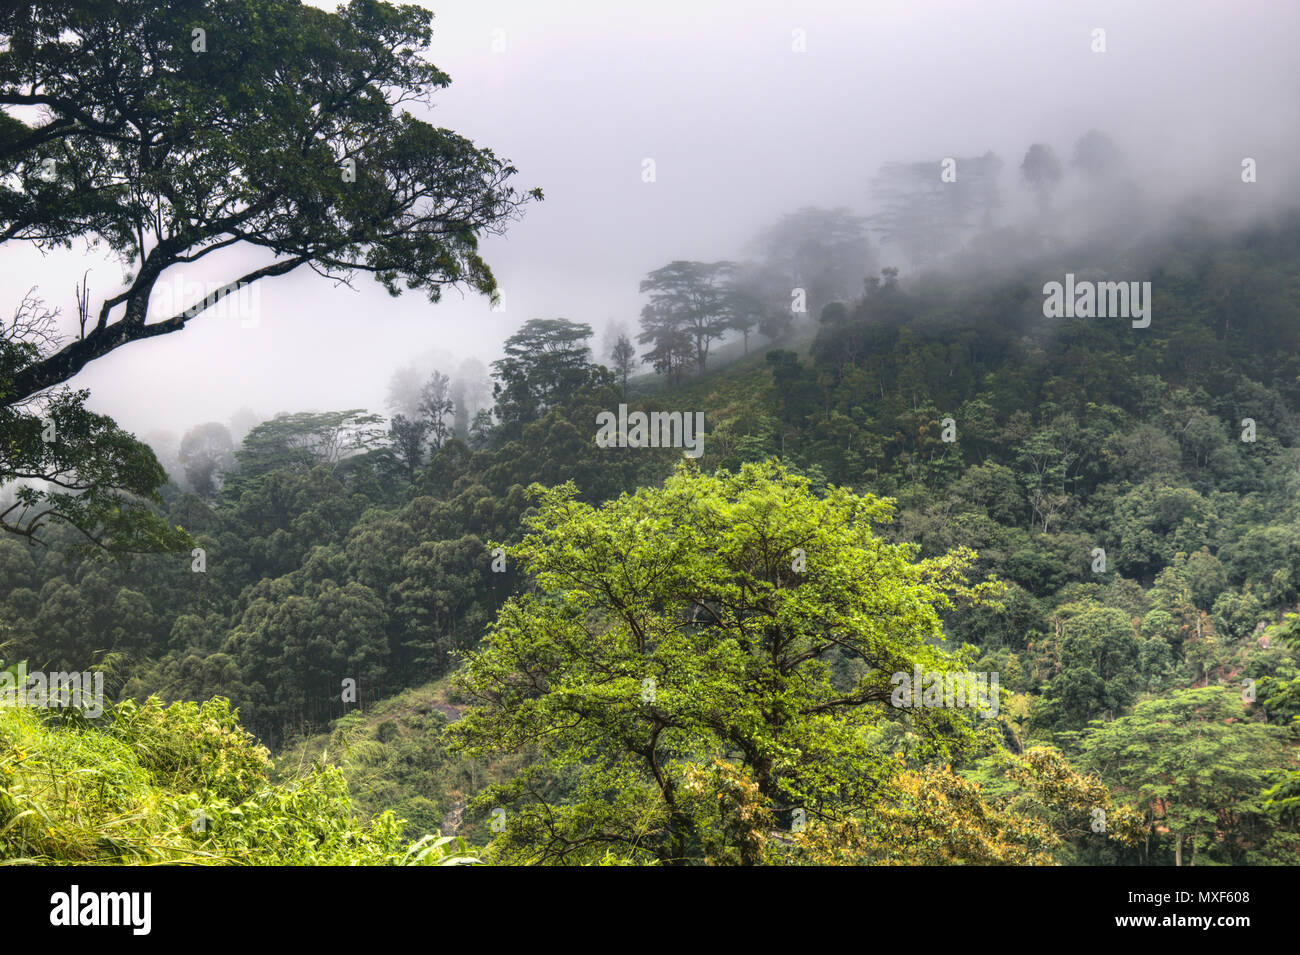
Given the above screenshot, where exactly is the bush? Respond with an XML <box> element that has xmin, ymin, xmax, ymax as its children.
<box><xmin>0</xmin><ymin>695</ymin><xmax>476</xmax><ymax>865</ymax></box>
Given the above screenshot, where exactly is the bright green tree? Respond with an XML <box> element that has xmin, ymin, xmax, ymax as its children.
<box><xmin>447</xmin><ymin>461</ymin><xmax>1005</xmax><ymax>864</ymax></box>
<box><xmin>1258</xmin><ymin>614</ymin><xmax>1300</xmax><ymax>824</ymax></box>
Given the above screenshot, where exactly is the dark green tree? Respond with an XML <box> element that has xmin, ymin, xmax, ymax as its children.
<box><xmin>638</xmin><ymin>260</ymin><xmax>737</xmax><ymax>374</ymax></box>
<box><xmin>490</xmin><ymin>318</ymin><xmax>597</xmax><ymax>434</ymax></box>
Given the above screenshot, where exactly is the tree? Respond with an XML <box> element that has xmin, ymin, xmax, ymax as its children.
<box><xmin>746</xmin><ymin>207</ymin><xmax>874</xmax><ymax>321</ymax></box>
<box><xmin>0</xmin><ymin>0</ymin><xmax>537</xmax><ymax>550</ymax></box>
<box><xmin>635</xmin><ymin>302</ymin><xmax>694</xmax><ymax>385</ymax></box>
<box><xmin>390</xmin><ymin>533</ymin><xmax>492</xmax><ymax>678</ymax></box>
<box><xmin>1036</xmin><ymin>601</ymin><xmax>1141</xmax><ymax>727</ymax></box>
<box><xmin>723</xmin><ymin>270</ymin><xmax>769</xmax><ymax>354</ymax></box>
<box><xmin>0</xmin><ymin>290</ymin><xmax>189</xmax><ymax>552</ymax></box>
<box><xmin>1079</xmin><ymin>686</ymin><xmax>1290</xmax><ymax>865</ymax></box>
<box><xmin>759</xmin><ymin>306</ymin><xmax>794</xmax><ymax>344</ymax></box>
<box><xmin>1019</xmin><ymin>143</ymin><xmax>1062</xmax><ymax>211</ymax></box>
<box><xmin>227</xmin><ymin>407</ymin><xmax>262</xmax><ymax>445</ymax></box>
<box><xmin>490</xmin><ymin>318</ymin><xmax>597</xmax><ymax>432</ymax></box>
<box><xmin>231</xmin><ymin>410</ymin><xmax>386</xmax><ymax>483</ymax></box>
<box><xmin>0</xmin><ymin>0</ymin><xmax>540</xmax><ymax>402</ymax></box>
<box><xmin>387</xmin><ymin>413</ymin><xmax>428</xmax><ymax>477</ymax></box>
<box><xmin>450</xmin><ymin>357</ymin><xmax>490</xmax><ymax>440</ymax></box>
<box><xmin>178</xmin><ymin>422</ymin><xmax>235</xmax><ymax>498</ymax></box>
<box><xmin>467</xmin><ymin>408</ymin><xmax>495</xmax><ymax>450</ymax></box>
<box><xmin>869</xmin><ymin>152</ymin><xmax>1002</xmax><ymax>266</ymax></box>
<box><xmin>1071</xmin><ymin>129</ymin><xmax>1124</xmax><ymax>181</ymax></box>
<box><xmin>1259</xmin><ymin>614</ymin><xmax>1300</xmax><ymax>825</ymax></box>
<box><xmin>638</xmin><ymin>260</ymin><xmax>737</xmax><ymax>374</ymax></box>
<box><xmin>609</xmin><ymin>332</ymin><xmax>637</xmax><ymax>396</ymax></box>
<box><xmin>447</xmin><ymin>461</ymin><xmax>1006</xmax><ymax>864</ymax></box>
<box><xmin>765</xmin><ymin>350</ymin><xmax>818</xmax><ymax>426</ymax></box>
<box><xmin>419</xmin><ymin>370</ymin><xmax>455</xmax><ymax>451</ymax></box>
<box><xmin>230</xmin><ymin>577</ymin><xmax>389</xmax><ymax>741</ymax></box>
<box><xmin>385</xmin><ymin>365</ymin><xmax>426</xmax><ymax>421</ymax></box>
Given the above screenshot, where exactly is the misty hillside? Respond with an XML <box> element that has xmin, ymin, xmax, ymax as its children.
<box><xmin>5</xmin><ymin>210</ymin><xmax>1300</xmax><ymax>865</ymax></box>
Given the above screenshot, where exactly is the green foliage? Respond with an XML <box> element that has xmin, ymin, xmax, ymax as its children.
<box><xmin>1034</xmin><ymin>601</ymin><xmax>1141</xmax><ymax>728</ymax></box>
<box><xmin>490</xmin><ymin>319</ymin><xmax>606</xmax><ymax>435</ymax></box>
<box><xmin>447</xmin><ymin>460</ymin><xmax>1008</xmax><ymax>864</ymax></box>
<box><xmin>0</xmin><ymin>293</ymin><xmax>191</xmax><ymax>554</ymax></box>
<box><xmin>0</xmin><ymin>694</ymin><xmax>471</xmax><ymax>865</ymax></box>
<box><xmin>1079</xmin><ymin>686</ymin><xmax>1293</xmax><ymax>864</ymax></box>
<box><xmin>5</xmin><ymin>153</ymin><xmax>1300</xmax><ymax>867</ymax></box>
<box><xmin>1259</xmin><ymin>615</ymin><xmax>1300</xmax><ymax>824</ymax></box>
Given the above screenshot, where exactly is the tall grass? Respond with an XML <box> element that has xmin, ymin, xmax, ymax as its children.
<box><xmin>0</xmin><ymin>694</ymin><xmax>476</xmax><ymax>865</ymax></box>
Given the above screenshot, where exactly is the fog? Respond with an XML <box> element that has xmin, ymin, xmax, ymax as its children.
<box><xmin>4</xmin><ymin>0</ymin><xmax>1299</xmax><ymax>440</ymax></box>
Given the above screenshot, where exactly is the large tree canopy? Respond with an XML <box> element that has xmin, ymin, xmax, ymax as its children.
<box><xmin>0</xmin><ymin>0</ymin><xmax>538</xmax><ymax>549</ymax></box>
<box><xmin>1079</xmin><ymin>686</ymin><xmax>1290</xmax><ymax>865</ymax></box>
<box><xmin>0</xmin><ymin>0</ymin><xmax>539</xmax><ymax>400</ymax></box>
<box><xmin>447</xmin><ymin>461</ymin><xmax>1027</xmax><ymax>864</ymax></box>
